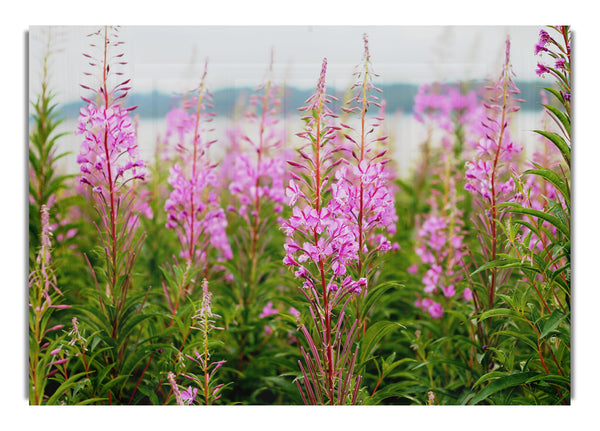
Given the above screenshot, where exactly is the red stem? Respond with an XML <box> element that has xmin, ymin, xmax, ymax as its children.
<box><xmin>100</xmin><ymin>27</ymin><xmax>120</xmax><ymax>338</ymax></box>
<box><xmin>128</xmin><ymin>353</ymin><xmax>154</xmax><ymax>405</ymax></box>
<box><xmin>313</xmin><ymin>94</ymin><xmax>334</xmax><ymax>405</ymax></box>
<box><xmin>487</xmin><ymin>68</ymin><xmax>509</xmax><ymax>309</ymax></box>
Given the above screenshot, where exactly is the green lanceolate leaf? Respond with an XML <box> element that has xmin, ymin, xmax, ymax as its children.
<box><xmin>500</xmin><ymin>203</ymin><xmax>570</xmax><ymax>238</ymax></box>
<box><xmin>45</xmin><ymin>371</ymin><xmax>91</xmax><ymax>405</ymax></box>
<box><xmin>470</xmin><ymin>257</ymin><xmax>528</xmax><ymax>277</ymax></box>
<box><xmin>358</xmin><ymin>320</ymin><xmax>403</xmax><ymax>366</ymax></box>
<box><xmin>469</xmin><ymin>372</ymin><xmax>538</xmax><ymax>405</ymax></box>
<box><xmin>478</xmin><ymin>308</ymin><xmax>526</xmax><ymax>323</ymax></box>
<box><xmin>539</xmin><ymin>309</ymin><xmax>568</xmax><ymax>340</ymax></box>
<box><xmin>542</xmin><ymin>103</ymin><xmax>570</xmax><ymax>137</ymax></box>
<box><xmin>533</xmin><ymin>130</ymin><xmax>570</xmax><ymax>166</ymax></box>
<box><xmin>523</xmin><ymin>167</ymin><xmax>570</xmax><ymax>206</ymax></box>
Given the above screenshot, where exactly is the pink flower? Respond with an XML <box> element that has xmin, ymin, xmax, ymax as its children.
<box><xmin>286</xmin><ymin>179</ymin><xmax>302</xmax><ymax>206</ymax></box>
<box><xmin>428</xmin><ymin>301</ymin><xmax>444</xmax><ymax>319</ymax></box>
<box><xmin>536</xmin><ymin>63</ymin><xmax>550</xmax><ymax>76</ymax></box>
<box><xmin>260</xmin><ymin>301</ymin><xmax>278</xmax><ymax>319</ymax></box>
<box><xmin>465</xmin><ymin>38</ymin><xmax>522</xmax><ymax>204</ymax></box>
<box><xmin>463</xmin><ymin>288</ymin><xmax>473</xmax><ymax>301</ymax></box>
<box><xmin>181</xmin><ymin>386</ymin><xmax>198</xmax><ymax>405</ymax></box>
<box><xmin>163</xmin><ymin>62</ymin><xmax>231</xmax><ymax>267</ymax></box>
<box><xmin>76</xmin><ymin>103</ymin><xmax>145</xmax><ymax>194</ymax></box>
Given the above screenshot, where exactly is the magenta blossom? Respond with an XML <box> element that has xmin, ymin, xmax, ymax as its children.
<box><xmin>181</xmin><ymin>386</ymin><xmax>198</xmax><ymax>405</ymax></box>
<box><xmin>260</xmin><ymin>301</ymin><xmax>278</xmax><ymax>319</ymax></box>
<box><xmin>333</xmin><ymin>34</ymin><xmax>398</xmax><ymax>280</ymax></box>
<box><xmin>163</xmin><ymin>62</ymin><xmax>232</xmax><ymax>266</ymax></box>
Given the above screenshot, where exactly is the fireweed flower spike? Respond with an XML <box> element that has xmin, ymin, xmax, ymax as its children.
<box><xmin>534</xmin><ymin>26</ymin><xmax>571</xmax><ymax>164</ymax></box>
<box><xmin>282</xmin><ymin>58</ymin><xmax>362</xmax><ymax>405</ymax></box>
<box><xmin>76</xmin><ymin>26</ymin><xmax>146</xmax><ymax>335</ymax></box>
<box><xmin>226</xmin><ymin>52</ymin><xmax>287</xmax><ymax>343</ymax></box>
<box><xmin>166</xmin><ymin>281</ymin><xmax>225</xmax><ymax>406</ymax></box>
<box><xmin>411</xmin><ymin>83</ymin><xmax>480</xmax><ymax>318</ymax></box>
<box><xmin>29</xmin><ymin>205</ymin><xmax>71</xmax><ymax>404</ymax></box>
<box><xmin>186</xmin><ymin>279</ymin><xmax>226</xmax><ymax>405</ymax></box>
<box><xmin>464</xmin><ymin>36</ymin><xmax>523</xmax><ymax>308</ymax></box>
<box><xmin>335</xmin><ymin>33</ymin><xmax>398</xmax><ymax>281</ymax></box>
<box><xmin>163</xmin><ymin>59</ymin><xmax>232</xmax><ymax>306</ymax></box>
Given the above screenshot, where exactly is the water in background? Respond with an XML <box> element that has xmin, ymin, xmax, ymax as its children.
<box><xmin>49</xmin><ymin>110</ymin><xmax>546</xmax><ymax>181</ymax></box>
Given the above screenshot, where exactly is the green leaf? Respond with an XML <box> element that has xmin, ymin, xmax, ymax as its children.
<box><xmin>469</xmin><ymin>372</ymin><xmax>538</xmax><ymax>405</ymax></box>
<box><xmin>525</xmin><ymin>373</ymin><xmax>570</xmax><ymax>388</ymax></box>
<box><xmin>533</xmin><ymin>130</ymin><xmax>570</xmax><ymax>166</ymax></box>
<box><xmin>472</xmin><ymin>371</ymin><xmax>509</xmax><ymax>388</ymax></box>
<box><xmin>359</xmin><ymin>281</ymin><xmax>402</xmax><ymax>322</ymax></box>
<box><xmin>523</xmin><ymin>168</ymin><xmax>570</xmax><ymax>206</ymax></box>
<box><xmin>494</xmin><ymin>330</ymin><xmax>538</xmax><ymax>351</ymax></box>
<box><xmin>478</xmin><ymin>308</ymin><xmax>525</xmax><ymax>323</ymax></box>
<box><xmin>543</xmin><ymin>86</ymin><xmax>565</xmax><ymax>106</ymax></box>
<box><xmin>542</xmin><ymin>103</ymin><xmax>570</xmax><ymax>136</ymax></box>
<box><xmin>358</xmin><ymin>321</ymin><xmax>403</xmax><ymax>366</ymax></box>
<box><xmin>45</xmin><ymin>371</ymin><xmax>90</xmax><ymax>405</ymax></box>
<box><xmin>470</xmin><ymin>257</ymin><xmax>530</xmax><ymax>277</ymax></box>
<box><xmin>116</xmin><ymin>312</ymin><xmax>156</xmax><ymax>347</ymax></box>
<box><xmin>500</xmin><ymin>203</ymin><xmax>570</xmax><ymax>237</ymax></box>
<box><xmin>540</xmin><ymin>309</ymin><xmax>568</xmax><ymax>339</ymax></box>
<box><xmin>74</xmin><ymin>397</ymin><xmax>109</xmax><ymax>405</ymax></box>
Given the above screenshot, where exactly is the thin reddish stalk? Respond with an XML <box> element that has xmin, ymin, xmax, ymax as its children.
<box><xmin>313</xmin><ymin>93</ymin><xmax>334</xmax><ymax>405</ymax></box>
<box><xmin>187</xmin><ymin>81</ymin><xmax>206</xmax><ymax>266</ymax></box>
<box><xmin>99</xmin><ymin>27</ymin><xmax>121</xmax><ymax>337</ymax></box>
<box><xmin>487</xmin><ymin>70</ymin><xmax>509</xmax><ymax>309</ymax></box>
<box><xmin>128</xmin><ymin>353</ymin><xmax>154</xmax><ymax>405</ymax></box>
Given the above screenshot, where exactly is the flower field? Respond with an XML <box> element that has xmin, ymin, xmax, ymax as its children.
<box><xmin>28</xmin><ymin>25</ymin><xmax>571</xmax><ymax>407</ymax></box>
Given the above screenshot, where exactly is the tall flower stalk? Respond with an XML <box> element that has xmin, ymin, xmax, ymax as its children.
<box><xmin>76</xmin><ymin>26</ymin><xmax>147</xmax><ymax>366</ymax></box>
<box><xmin>283</xmin><ymin>58</ymin><xmax>363</xmax><ymax>405</ymax></box>
<box><xmin>225</xmin><ymin>53</ymin><xmax>287</xmax><ymax>372</ymax></box>
<box><xmin>335</xmin><ymin>34</ymin><xmax>398</xmax><ymax>324</ymax></box>
<box><xmin>167</xmin><ymin>279</ymin><xmax>226</xmax><ymax>405</ymax></box>
<box><xmin>29</xmin><ymin>27</ymin><xmax>71</xmax><ymax>253</ymax></box>
<box><xmin>411</xmin><ymin>83</ymin><xmax>481</xmax><ymax>318</ymax></box>
<box><xmin>464</xmin><ymin>36</ymin><xmax>523</xmax><ymax>310</ymax></box>
<box><xmin>29</xmin><ymin>205</ymin><xmax>72</xmax><ymax>404</ymax></box>
<box><xmin>229</xmin><ymin>52</ymin><xmax>285</xmax><ymax>282</ymax></box>
<box><xmin>162</xmin><ymin>60</ymin><xmax>232</xmax><ymax>311</ymax></box>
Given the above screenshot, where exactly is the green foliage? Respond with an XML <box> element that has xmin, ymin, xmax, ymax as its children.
<box><xmin>28</xmin><ymin>26</ymin><xmax>571</xmax><ymax>406</ymax></box>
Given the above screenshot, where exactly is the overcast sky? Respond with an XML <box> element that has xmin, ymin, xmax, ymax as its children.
<box><xmin>29</xmin><ymin>25</ymin><xmax>546</xmax><ymax>105</ymax></box>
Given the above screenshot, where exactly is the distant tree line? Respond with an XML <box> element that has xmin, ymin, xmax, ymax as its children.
<box><xmin>59</xmin><ymin>80</ymin><xmax>550</xmax><ymax>120</ymax></box>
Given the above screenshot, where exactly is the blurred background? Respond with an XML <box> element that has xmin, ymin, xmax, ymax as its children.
<box><xmin>28</xmin><ymin>25</ymin><xmax>549</xmax><ymax>177</ymax></box>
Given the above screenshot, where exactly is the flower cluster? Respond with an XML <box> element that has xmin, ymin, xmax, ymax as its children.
<box><xmin>414</xmin><ymin>82</ymin><xmax>485</xmax><ymax>155</ymax></box>
<box><xmin>414</xmin><ymin>211</ymin><xmax>470</xmax><ymax>318</ymax></box>
<box><xmin>29</xmin><ymin>205</ymin><xmax>71</xmax><ymax>404</ymax></box>
<box><xmin>229</xmin><ymin>154</ymin><xmax>285</xmax><ymax>216</ymax></box>
<box><xmin>535</xmin><ymin>27</ymin><xmax>571</xmax><ymax>102</ymax></box>
<box><xmin>332</xmin><ymin>33</ymin><xmax>398</xmax><ymax>272</ymax></box>
<box><xmin>411</xmin><ymin>81</ymin><xmax>480</xmax><ymax>318</ymax></box>
<box><xmin>464</xmin><ymin>37</ymin><xmax>523</xmax><ymax>203</ymax></box>
<box><xmin>187</xmin><ymin>279</ymin><xmax>226</xmax><ymax>404</ymax></box>
<box><xmin>227</xmin><ymin>58</ymin><xmax>286</xmax><ymax>218</ymax></box>
<box><xmin>282</xmin><ymin>58</ymin><xmax>364</xmax><ymax>405</ymax></box>
<box><xmin>163</xmin><ymin>62</ymin><xmax>232</xmax><ymax>265</ymax></box>
<box><xmin>227</xmin><ymin>80</ymin><xmax>286</xmax><ymax>216</ymax></box>
<box><xmin>283</xmin><ymin>58</ymin><xmax>364</xmax><ymax>295</ymax></box>
<box><xmin>414</xmin><ymin>83</ymin><xmax>481</xmax><ymax>133</ymax></box>
<box><xmin>464</xmin><ymin>36</ymin><xmax>524</xmax><ymax>310</ymax></box>
<box><xmin>76</xmin><ymin>28</ymin><xmax>145</xmax><ymax>196</ymax></box>
<box><xmin>75</xmin><ymin>26</ymin><xmax>147</xmax><ymax>309</ymax></box>
<box><xmin>76</xmin><ymin>103</ymin><xmax>145</xmax><ymax>194</ymax></box>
